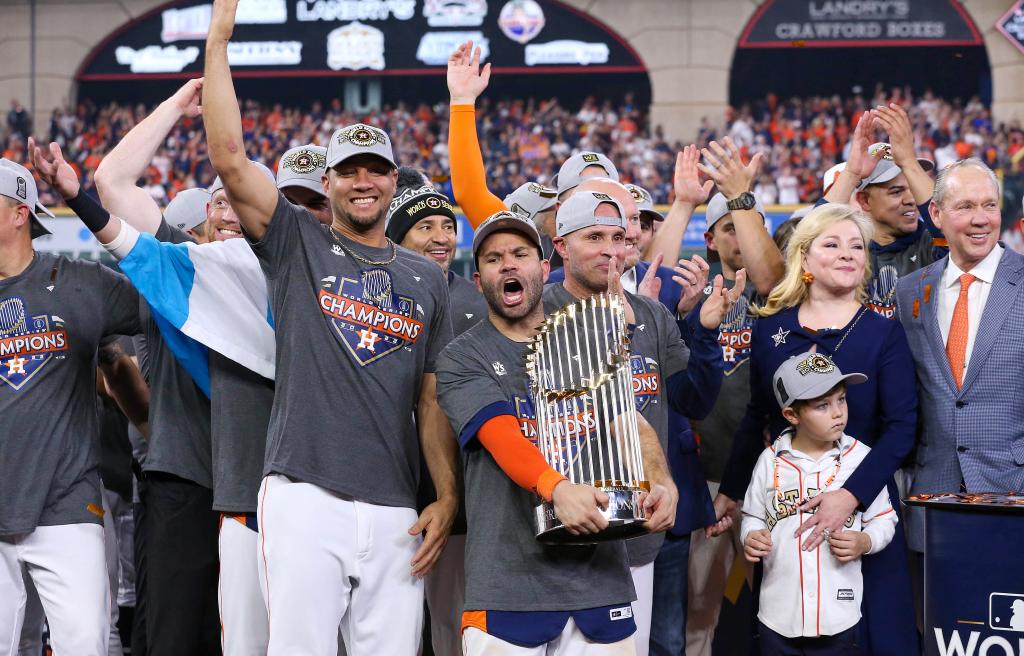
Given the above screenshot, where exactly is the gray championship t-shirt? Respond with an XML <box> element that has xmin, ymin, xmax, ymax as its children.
<box><xmin>448</xmin><ymin>271</ymin><xmax>488</xmax><ymax>337</ymax></box>
<box><xmin>436</xmin><ymin>319</ymin><xmax>635</xmax><ymax>611</ymax></box>
<box><xmin>141</xmin><ymin>219</ymin><xmax>212</xmax><ymax>487</ymax></box>
<box><xmin>867</xmin><ymin>227</ymin><xmax>941</xmax><ymax>318</ymax></box>
<box><xmin>542</xmin><ymin>283</ymin><xmax>689</xmax><ymax>566</ymax></box>
<box><xmin>209</xmin><ymin>351</ymin><xmax>274</xmax><ymax>513</ymax></box>
<box><xmin>0</xmin><ymin>253</ymin><xmax>140</xmax><ymax>535</ymax></box>
<box><xmin>250</xmin><ymin>194</ymin><xmax>452</xmax><ymax>507</ymax></box>
<box><xmin>693</xmin><ymin>283</ymin><xmax>759</xmax><ymax>483</ymax></box>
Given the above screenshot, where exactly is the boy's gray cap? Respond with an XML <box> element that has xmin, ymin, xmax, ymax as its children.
<box><xmin>857</xmin><ymin>142</ymin><xmax>936</xmax><ymax>190</ymax></box>
<box><xmin>705</xmin><ymin>191</ymin><xmax>767</xmax><ymax>231</ymax></box>
<box><xmin>277</xmin><ymin>145</ymin><xmax>327</xmax><ymax>196</ymax></box>
<box><xmin>772</xmin><ymin>351</ymin><xmax>867</xmax><ymax>409</ymax></box>
<box><xmin>504</xmin><ymin>182</ymin><xmax>557</xmax><ymax>221</ymax></box>
<box><xmin>556</xmin><ymin>190</ymin><xmax>626</xmax><ymax>237</ymax></box>
<box><xmin>164</xmin><ymin>187</ymin><xmax>211</xmax><ymax>232</ymax></box>
<box><xmin>210</xmin><ymin>160</ymin><xmax>276</xmax><ymax>194</ymax></box>
<box><xmin>472</xmin><ymin>210</ymin><xmax>543</xmax><ymax>258</ymax></box>
<box><xmin>326</xmin><ymin>123</ymin><xmax>397</xmax><ymax>170</ymax></box>
<box><xmin>0</xmin><ymin>158</ymin><xmax>52</xmax><ymax>238</ymax></box>
<box><xmin>626</xmin><ymin>183</ymin><xmax>663</xmax><ymax>222</ymax></box>
<box><xmin>555</xmin><ymin>152</ymin><xmax>619</xmax><ymax>196</ymax></box>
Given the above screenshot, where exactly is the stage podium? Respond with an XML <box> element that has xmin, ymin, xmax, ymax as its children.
<box><xmin>905</xmin><ymin>493</ymin><xmax>1024</xmax><ymax>656</ymax></box>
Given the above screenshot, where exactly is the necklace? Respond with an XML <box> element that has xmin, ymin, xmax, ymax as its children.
<box><xmin>772</xmin><ymin>439</ymin><xmax>843</xmax><ymax>510</ymax></box>
<box><xmin>833</xmin><ymin>305</ymin><xmax>867</xmax><ymax>351</ymax></box>
<box><xmin>329</xmin><ymin>226</ymin><xmax>397</xmax><ymax>267</ymax></box>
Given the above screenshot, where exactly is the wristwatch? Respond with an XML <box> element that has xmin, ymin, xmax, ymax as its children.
<box><xmin>726</xmin><ymin>192</ymin><xmax>756</xmax><ymax>212</ymax></box>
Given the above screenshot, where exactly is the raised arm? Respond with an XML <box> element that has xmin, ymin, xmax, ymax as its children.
<box><xmin>697</xmin><ymin>138</ymin><xmax>783</xmax><ymax>295</ymax></box>
<box><xmin>94</xmin><ymin>79</ymin><xmax>204</xmax><ymax>233</ymax></box>
<box><xmin>646</xmin><ymin>144</ymin><xmax>713</xmax><ymax>266</ymax></box>
<box><xmin>447</xmin><ymin>40</ymin><xmax>506</xmax><ymax>227</ymax></box>
<box><xmin>203</xmin><ymin>0</ymin><xmax>278</xmax><ymax>240</ymax></box>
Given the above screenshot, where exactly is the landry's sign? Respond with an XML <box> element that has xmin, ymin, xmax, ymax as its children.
<box><xmin>739</xmin><ymin>0</ymin><xmax>983</xmax><ymax>48</ymax></box>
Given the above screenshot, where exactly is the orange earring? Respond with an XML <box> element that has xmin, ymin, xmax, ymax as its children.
<box><xmin>801</xmin><ymin>271</ymin><xmax>814</xmax><ymax>285</ymax></box>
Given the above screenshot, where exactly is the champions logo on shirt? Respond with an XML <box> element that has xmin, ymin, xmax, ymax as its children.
<box><xmin>630</xmin><ymin>355</ymin><xmax>660</xmax><ymax>412</ymax></box>
<box><xmin>0</xmin><ymin>296</ymin><xmax>70</xmax><ymax>391</ymax></box>
<box><xmin>514</xmin><ymin>394</ymin><xmax>599</xmax><ymax>471</ymax></box>
<box><xmin>866</xmin><ymin>265</ymin><xmax>898</xmax><ymax>319</ymax></box>
<box><xmin>318</xmin><ymin>268</ymin><xmax>424</xmax><ymax>366</ymax></box>
<box><xmin>717</xmin><ymin>294</ymin><xmax>755</xmax><ymax>373</ymax></box>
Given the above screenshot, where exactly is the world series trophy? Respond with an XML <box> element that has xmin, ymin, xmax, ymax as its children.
<box><xmin>526</xmin><ymin>292</ymin><xmax>649</xmax><ymax>544</ymax></box>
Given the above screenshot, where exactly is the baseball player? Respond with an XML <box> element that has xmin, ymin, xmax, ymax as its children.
<box><xmin>821</xmin><ymin>106</ymin><xmax>942</xmax><ymax>318</ymax></box>
<box><xmin>544</xmin><ymin>189</ymin><xmax>742</xmax><ymax>654</ymax></box>
<box><xmin>69</xmin><ymin>88</ymin><xmax>296</xmax><ymax>653</ymax></box>
<box><xmin>0</xmin><ymin>158</ymin><xmax>141</xmax><ymax>656</ymax></box>
<box><xmin>202</xmin><ymin>4</ymin><xmax>458</xmax><ymax>655</ymax></box>
<box><xmin>741</xmin><ymin>352</ymin><xmax>897</xmax><ymax>653</ymax></box>
<box><xmin>436</xmin><ymin>209</ymin><xmax>675</xmax><ymax>654</ymax></box>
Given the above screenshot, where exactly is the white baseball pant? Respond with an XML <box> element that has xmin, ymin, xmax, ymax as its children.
<box><xmin>257</xmin><ymin>474</ymin><xmax>423</xmax><ymax>656</ymax></box>
<box><xmin>424</xmin><ymin>534</ymin><xmax>465</xmax><ymax>656</ymax></box>
<box><xmin>218</xmin><ymin>515</ymin><xmax>269</xmax><ymax>656</ymax></box>
<box><xmin>463</xmin><ymin>619</ymin><xmax>637</xmax><ymax>655</ymax></box>
<box><xmin>685</xmin><ymin>481</ymin><xmax>748</xmax><ymax>656</ymax></box>
<box><xmin>630</xmin><ymin>562</ymin><xmax>654</xmax><ymax>656</ymax></box>
<box><xmin>0</xmin><ymin>523</ymin><xmax>110</xmax><ymax>656</ymax></box>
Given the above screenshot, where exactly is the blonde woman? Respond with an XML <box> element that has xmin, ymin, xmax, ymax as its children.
<box><xmin>714</xmin><ymin>204</ymin><xmax>919</xmax><ymax>654</ymax></box>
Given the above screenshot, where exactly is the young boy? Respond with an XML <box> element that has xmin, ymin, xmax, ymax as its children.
<box><xmin>741</xmin><ymin>352</ymin><xmax>897</xmax><ymax>655</ymax></box>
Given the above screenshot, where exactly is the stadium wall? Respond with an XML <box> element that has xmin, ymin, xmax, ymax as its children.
<box><xmin>0</xmin><ymin>0</ymin><xmax>1021</xmax><ymax>141</ymax></box>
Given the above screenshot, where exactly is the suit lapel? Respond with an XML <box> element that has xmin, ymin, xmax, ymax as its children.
<box><xmin>961</xmin><ymin>250</ymin><xmax>1024</xmax><ymax>392</ymax></box>
<box><xmin>918</xmin><ymin>260</ymin><xmax>957</xmax><ymax>393</ymax></box>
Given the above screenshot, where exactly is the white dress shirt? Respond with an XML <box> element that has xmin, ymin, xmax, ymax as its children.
<box><xmin>937</xmin><ymin>244</ymin><xmax>1003</xmax><ymax>374</ymax></box>
<box><xmin>741</xmin><ymin>432</ymin><xmax>897</xmax><ymax>638</ymax></box>
<box><xmin>621</xmin><ymin>267</ymin><xmax>637</xmax><ymax>295</ymax></box>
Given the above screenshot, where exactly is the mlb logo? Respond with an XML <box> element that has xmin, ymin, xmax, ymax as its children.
<box><xmin>989</xmin><ymin>592</ymin><xmax>1024</xmax><ymax>632</ymax></box>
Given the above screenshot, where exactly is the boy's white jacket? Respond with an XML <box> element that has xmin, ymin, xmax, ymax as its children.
<box><xmin>741</xmin><ymin>431</ymin><xmax>897</xmax><ymax>639</ymax></box>
<box><xmin>112</xmin><ymin>224</ymin><xmax>277</xmax><ymax>380</ymax></box>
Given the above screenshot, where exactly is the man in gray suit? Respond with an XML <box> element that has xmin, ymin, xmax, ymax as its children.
<box><xmin>896</xmin><ymin>158</ymin><xmax>1024</xmax><ymax>556</ymax></box>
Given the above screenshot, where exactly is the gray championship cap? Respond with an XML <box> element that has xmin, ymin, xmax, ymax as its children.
<box><xmin>772</xmin><ymin>352</ymin><xmax>867</xmax><ymax>410</ymax></box>
<box><xmin>0</xmin><ymin>158</ymin><xmax>53</xmax><ymax>238</ymax></box>
<box><xmin>626</xmin><ymin>183</ymin><xmax>663</xmax><ymax>222</ymax></box>
<box><xmin>555</xmin><ymin>151</ymin><xmax>619</xmax><ymax>196</ymax></box>
<box><xmin>209</xmin><ymin>160</ymin><xmax>276</xmax><ymax>194</ymax></box>
<box><xmin>504</xmin><ymin>182</ymin><xmax>557</xmax><ymax>221</ymax></box>
<box><xmin>326</xmin><ymin>123</ymin><xmax>397</xmax><ymax>170</ymax></box>
<box><xmin>277</xmin><ymin>145</ymin><xmax>328</xmax><ymax>196</ymax></box>
<box><xmin>163</xmin><ymin>186</ymin><xmax>211</xmax><ymax>233</ymax></box>
<box><xmin>472</xmin><ymin>210</ymin><xmax>544</xmax><ymax>259</ymax></box>
<box><xmin>705</xmin><ymin>192</ymin><xmax>767</xmax><ymax>232</ymax></box>
<box><xmin>556</xmin><ymin>190</ymin><xmax>626</xmax><ymax>237</ymax></box>
<box><xmin>857</xmin><ymin>142</ymin><xmax>936</xmax><ymax>190</ymax></box>
<box><xmin>164</xmin><ymin>187</ymin><xmax>211</xmax><ymax>232</ymax></box>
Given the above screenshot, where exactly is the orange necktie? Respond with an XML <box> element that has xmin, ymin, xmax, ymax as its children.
<box><xmin>946</xmin><ymin>273</ymin><xmax>976</xmax><ymax>389</ymax></box>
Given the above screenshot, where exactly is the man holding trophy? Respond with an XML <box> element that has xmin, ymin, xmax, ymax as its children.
<box><xmin>436</xmin><ymin>200</ymin><xmax>676</xmax><ymax>654</ymax></box>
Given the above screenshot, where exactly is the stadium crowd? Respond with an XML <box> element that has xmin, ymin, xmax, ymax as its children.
<box><xmin>5</xmin><ymin>84</ymin><xmax>1023</xmax><ymax>210</ymax></box>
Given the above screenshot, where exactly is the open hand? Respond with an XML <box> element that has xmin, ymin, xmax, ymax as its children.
<box><xmin>637</xmin><ymin>253</ymin><xmax>664</xmax><ymax>301</ymax></box>
<box><xmin>699</xmin><ymin>269</ymin><xmax>746</xmax><ymax>329</ymax></box>
<box><xmin>408</xmin><ymin>495</ymin><xmax>456</xmax><ymax>577</ymax></box>
<box><xmin>697</xmin><ymin>137</ymin><xmax>763</xmax><ymax>201</ymax></box>
<box><xmin>843</xmin><ymin>111</ymin><xmax>884</xmax><ymax>181</ymax></box>
<box><xmin>448</xmin><ymin>40</ymin><xmax>491</xmax><ymax>105</ymax></box>
<box><xmin>672</xmin><ymin>255</ymin><xmax>710</xmax><ymax>317</ymax></box>
<box><xmin>796</xmin><ymin>488</ymin><xmax>859</xmax><ymax>551</ymax></box>
<box><xmin>673</xmin><ymin>144</ymin><xmax>714</xmax><ymax>207</ymax></box>
<box><xmin>872</xmin><ymin>103</ymin><xmax>916</xmax><ymax>168</ymax></box>
<box><xmin>28</xmin><ymin>138</ymin><xmax>80</xmax><ymax>200</ymax></box>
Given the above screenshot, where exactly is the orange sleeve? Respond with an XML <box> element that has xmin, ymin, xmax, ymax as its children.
<box><xmin>477</xmin><ymin>414</ymin><xmax>566</xmax><ymax>502</ymax></box>
<box><xmin>449</xmin><ymin>104</ymin><xmax>509</xmax><ymax>228</ymax></box>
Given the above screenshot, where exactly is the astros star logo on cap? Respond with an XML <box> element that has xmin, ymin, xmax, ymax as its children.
<box><xmin>282</xmin><ymin>149</ymin><xmax>327</xmax><ymax>174</ymax></box>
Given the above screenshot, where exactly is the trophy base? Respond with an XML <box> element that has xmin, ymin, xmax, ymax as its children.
<box><xmin>535</xmin><ymin>488</ymin><xmax>648</xmax><ymax>545</ymax></box>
